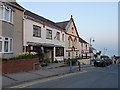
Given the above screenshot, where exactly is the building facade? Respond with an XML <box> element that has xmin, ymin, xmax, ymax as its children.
<box><xmin>0</xmin><ymin>1</ymin><xmax>96</xmax><ymax>63</ymax></box>
<box><xmin>23</xmin><ymin>10</ymin><xmax>65</xmax><ymax>62</ymax></box>
<box><xmin>0</xmin><ymin>1</ymin><xmax>24</xmax><ymax>58</ymax></box>
<box><xmin>79</xmin><ymin>37</ymin><xmax>90</xmax><ymax>59</ymax></box>
<box><xmin>56</xmin><ymin>16</ymin><xmax>80</xmax><ymax>59</ymax></box>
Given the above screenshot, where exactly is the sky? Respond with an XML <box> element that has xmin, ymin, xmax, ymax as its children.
<box><xmin>16</xmin><ymin>1</ymin><xmax>118</xmax><ymax>57</ymax></box>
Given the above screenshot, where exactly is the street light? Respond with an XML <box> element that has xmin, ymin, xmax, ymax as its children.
<box><xmin>103</xmin><ymin>48</ymin><xmax>107</xmax><ymax>55</ymax></box>
<box><xmin>90</xmin><ymin>37</ymin><xmax>95</xmax><ymax>65</ymax></box>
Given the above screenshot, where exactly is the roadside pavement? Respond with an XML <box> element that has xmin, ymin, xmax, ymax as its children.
<box><xmin>2</xmin><ymin>62</ymin><xmax>95</xmax><ymax>88</ymax></box>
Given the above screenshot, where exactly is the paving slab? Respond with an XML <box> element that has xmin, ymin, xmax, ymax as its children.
<box><xmin>2</xmin><ymin>75</ymin><xmax>17</xmax><ymax>87</ymax></box>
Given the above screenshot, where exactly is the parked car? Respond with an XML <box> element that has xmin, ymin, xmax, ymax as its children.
<box><xmin>94</xmin><ymin>58</ymin><xmax>106</xmax><ymax>67</ymax></box>
<box><xmin>94</xmin><ymin>55</ymin><xmax>112</xmax><ymax>67</ymax></box>
<box><xmin>101</xmin><ymin>55</ymin><xmax>112</xmax><ymax>66</ymax></box>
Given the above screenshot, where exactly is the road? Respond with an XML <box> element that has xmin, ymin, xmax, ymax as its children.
<box><xmin>19</xmin><ymin>64</ymin><xmax>119</xmax><ymax>88</ymax></box>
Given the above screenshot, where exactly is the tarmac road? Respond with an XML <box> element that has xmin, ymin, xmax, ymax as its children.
<box><xmin>25</xmin><ymin>64</ymin><xmax>118</xmax><ymax>88</ymax></box>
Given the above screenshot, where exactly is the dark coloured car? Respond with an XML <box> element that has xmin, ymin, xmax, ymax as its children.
<box><xmin>94</xmin><ymin>58</ymin><xmax>106</xmax><ymax>67</ymax></box>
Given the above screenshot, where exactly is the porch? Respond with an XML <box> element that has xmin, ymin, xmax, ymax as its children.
<box><xmin>23</xmin><ymin>42</ymin><xmax>64</xmax><ymax>63</ymax></box>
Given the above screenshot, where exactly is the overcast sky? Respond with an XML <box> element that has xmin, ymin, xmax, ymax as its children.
<box><xmin>17</xmin><ymin>1</ymin><xmax>118</xmax><ymax>57</ymax></box>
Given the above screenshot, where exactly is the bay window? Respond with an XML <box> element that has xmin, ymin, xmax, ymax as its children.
<box><xmin>0</xmin><ymin>6</ymin><xmax>3</xmax><ymax>19</ymax></box>
<box><xmin>0</xmin><ymin>5</ymin><xmax>13</xmax><ymax>23</ymax></box>
<box><xmin>0</xmin><ymin>36</ymin><xmax>13</xmax><ymax>53</ymax></box>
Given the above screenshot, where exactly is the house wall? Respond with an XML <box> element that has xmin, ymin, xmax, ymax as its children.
<box><xmin>24</xmin><ymin>18</ymin><xmax>65</xmax><ymax>61</ymax></box>
<box><xmin>0</xmin><ymin>21</ymin><xmax>2</xmax><ymax>36</ymax></box>
<box><xmin>12</xmin><ymin>7</ymin><xmax>23</xmax><ymax>57</ymax></box>
<box><xmin>1</xmin><ymin>3</ymin><xmax>24</xmax><ymax>58</ymax></box>
<box><xmin>24</xmin><ymin>19</ymin><xmax>65</xmax><ymax>47</ymax></box>
<box><xmin>65</xmin><ymin>20</ymin><xmax>80</xmax><ymax>59</ymax></box>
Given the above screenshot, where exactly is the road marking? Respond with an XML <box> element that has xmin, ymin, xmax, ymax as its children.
<box><xmin>9</xmin><ymin>70</ymin><xmax>88</xmax><ymax>88</ymax></box>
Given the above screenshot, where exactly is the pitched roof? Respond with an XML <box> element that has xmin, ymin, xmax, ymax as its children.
<box><xmin>79</xmin><ymin>37</ymin><xmax>88</xmax><ymax>44</ymax></box>
<box><xmin>8</xmin><ymin>2</ymin><xmax>24</xmax><ymax>11</ymax></box>
<box><xmin>24</xmin><ymin>10</ymin><xmax>63</xmax><ymax>30</ymax></box>
<box><xmin>56</xmin><ymin>20</ymin><xmax>70</xmax><ymax>30</ymax></box>
<box><xmin>56</xmin><ymin>16</ymin><xmax>80</xmax><ymax>37</ymax></box>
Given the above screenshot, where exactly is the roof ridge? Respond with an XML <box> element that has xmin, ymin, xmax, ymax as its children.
<box><xmin>25</xmin><ymin>10</ymin><xmax>64</xmax><ymax>30</ymax></box>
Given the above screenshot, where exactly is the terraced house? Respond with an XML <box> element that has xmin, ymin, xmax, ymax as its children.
<box><xmin>0</xmin><ymin>1</ymin><xmax>93</xmax><ymax>63</ymax></box>
<box><xmin>0</xmin><ymin>1</ymin><xmax>24</xmax><ymax>58</ymax></box>
<box><xmin>23</xmin><ymin>10</ymin><xmax>65</xmax><ymax>62</ymax></box>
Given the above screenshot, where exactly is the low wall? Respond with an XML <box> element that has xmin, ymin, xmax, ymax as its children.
<box><xmin>2</xmin><ymin>58</ymin><xmax>39</xmax><ymax>74</ymax></box>
<box><xmin>55</xmin><ymin>56</ymin><xmax>64</xmax><ymax>61</ymax></box>
<box><xmin>78</xmin><ymin>59</ymin><xmax>90</xmax><ymax>65</ymax></box>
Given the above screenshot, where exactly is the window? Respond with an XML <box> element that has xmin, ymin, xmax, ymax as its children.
<box><xmin>0</xmin><ymin>5</ymin><xmax>13</xmax><ymax>23</ymax></box>
<box><xmin>5</xmin><ymin>7</ymin><xmax>9</xmax><ymax>21</ymax></box>
<box><xmin>56</xmin><ymin>32</ymin><xmax>60</xmax><ymax>40</ymax></box>
<box><xmin>0</xmin><ymin>36</ymin><xmax>13</xmax><ymax>53</ymax></box>
<box><xmin>68</xmin><ymin>52</ymin><xmax>70</xmax><ymax>57</ymax></box>
<box><xmin>33</xmin><ymin>25</ymin><xmax>41</xmax><ymax>37</ymax></box>
<box><xmin>4</xmin><ymin>40</ymin><xmax>8</xmax><ymax>52</ymax></box>
<box><xmin>56</xmin><ymin>47</ymin><xmax>64</xmax><ymax>56</ymax></box>
<box><xmin>62</xmin><ymin>34</ymin><xmax>64</xmax><ymax>41</ymax></box>
<box><xmin>76</xmin><ymin>52</ymin><xmax>78</xmax><ymax>56</ymax></box>
<box><xmin>10</xmin><ymin>9</ymin><xmax>13</xmax><ymax>22</ymax></box>
<box><xmin>46</xmin><ymin>29</ymin><xmax>52</xmax><ymax>40</ymax></box>
<box><xmin>81</xmin><ymin>43</ymin><xmax>83</xmax><ymax>47</ymax></box>
<box><xmin>68</xmin><ymin>36</ymin><xmax>72</xmax><ymax>47</ymax></box>
<box><xmin>86</xmin><ymin>44</ymin><xmax>87</xmax><ymax>50</ymax></box>
<box><xmin>0</xmin><ymin>6</ymin><xmax>3</xmax><ymax>19</ymax></box>
<box><xmin>74</xmin><ymin>38</ymin><xmax>77</xmax><ymax>48</ymax></box>
<box><xmin>0</xmin><ymin>41</ymin><xmax>2</xmax><ymax>52</ymax></box>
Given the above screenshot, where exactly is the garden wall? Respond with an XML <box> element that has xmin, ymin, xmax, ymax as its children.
<box><xmin>2</xmin><ymin>58</ymin><xmax>39</xmax><ymax>74</ymax></box>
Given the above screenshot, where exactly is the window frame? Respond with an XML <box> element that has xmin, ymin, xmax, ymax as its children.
<box><xmin>33</xmin><ymin>25</ymin><xmax>41</xmax><ymax>38</ymax></box>
<box><xmin>0</xmin><ymin>36</ymin><xmax>13</xmax><ymax>53</ymax></box>
<box><xmin>0</xmin><ymin>5</ymin><xmax>13</xmax><ymax>24</ymax></box>
<box><xmin>0</xmin><ymin>37</ymin><xmax>3</xmax><ymax>52</ymax></box>
<box><xmin>46</xmin><ymin>29</ymin><xmax>52</xmax><ymax>40</ymax></box>
<box><xmin>62</xmin><ymin>34</ymin><xmax>64</xmax><ymax>41</ymax></box>
<box><xmin>56</xmin><ymin>32</ymin><xmax>60</xmax><ymax>40</ymax></box>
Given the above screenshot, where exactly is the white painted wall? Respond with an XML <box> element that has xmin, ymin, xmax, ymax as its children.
<box><xmin>23</xmin><ymin>18</ymin><xmax>65</xmax><ymax>47</ymax></box>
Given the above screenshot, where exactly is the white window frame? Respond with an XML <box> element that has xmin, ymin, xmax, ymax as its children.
<box><xmin>46</xmin><ymin>29</ymin><xmax>52</xmax><ymax>40</ymax></box>
<box><xmin>0</xmin><ymin>5</ymin><xmax>13</xmax><ymax>24</ymax></box>
<box><xmin>33</xmin><ymin>25</ymin><xmax>41</xmax><ymax>38</ymax></box>
<box><xmin>0</xmin><ymin>36</ymin><xmax>3</xmax><ymax>53</ymax></box>
<box><xmin>0</xmin><ymin>36</ymin><xmax>13</xmax><ymax>53</ymax></box>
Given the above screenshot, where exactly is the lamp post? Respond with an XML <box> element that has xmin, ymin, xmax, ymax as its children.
<box><xmin>90</xmin><ymin>37</ymin><xmax>95</xmax><ymax>65</ymax></box>
<box><xmin>103</xmin><ymin>48</ymin><xmax>107</xmax><ymax>55</ymax></box>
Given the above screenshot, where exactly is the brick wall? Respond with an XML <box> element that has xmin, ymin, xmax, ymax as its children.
<box><xmin>2</xmin><ymin>58</ymin><xmax>39</xmax><ymax>74</ymax></box>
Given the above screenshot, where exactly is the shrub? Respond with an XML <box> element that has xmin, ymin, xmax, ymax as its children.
<box><xmin>2</xmin><ymin>52</ymin><xmax>39</xmax><ymax>61</ymax></box>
